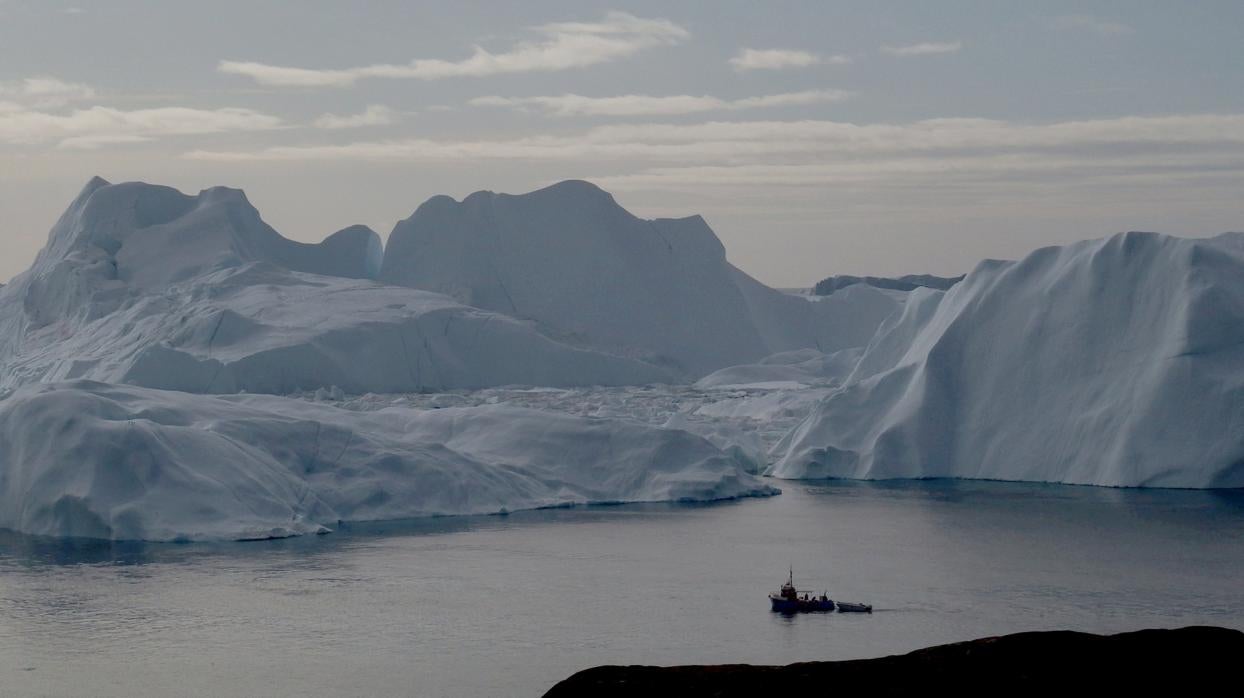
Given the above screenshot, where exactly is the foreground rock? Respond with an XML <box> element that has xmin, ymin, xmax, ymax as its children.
<box><xmin>544</xmin><ymin>626</ymin><xmax>1244</xmax><ymax>697</ymax></box>
<box><xmin>774</xmin><ymin>232</ymin><xmax>1244</xmax><ymax>488</ymax></box>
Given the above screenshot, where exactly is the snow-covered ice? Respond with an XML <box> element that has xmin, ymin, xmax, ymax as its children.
<box><xmin>0</xmin><ymin>381</ymin><xmax>777</xmax><ymax>541</ymax></box>
<box><xmin>380</xmin><ymin>180</ymin><xmax>900</xmax><ymax>377</ymax></box>
<box><xmin>772</xmin><ymin>232</ymin><xmax>1244</xmax><ymax>488</ymax></box>
<box><xmin>0</xmin><ymin>178</ymin><xmax>900</xmax><ymax>393</ymax></box>
<box><xmin>2</xmin><ymin>178</ymin><xmax>1240</xmax><ymax>545</ymax></box>
<box><xmin>0</xmin><ymin>179</ymin><xmax>671</xmax><ymax>393</ymax></box>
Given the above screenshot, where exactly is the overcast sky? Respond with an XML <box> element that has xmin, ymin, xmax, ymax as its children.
<box><xmin>2</xmin><ymin>1</ymin><xmax>1243</xmax><ymax>287</ymax></box>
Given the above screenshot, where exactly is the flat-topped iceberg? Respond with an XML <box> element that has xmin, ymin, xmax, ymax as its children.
<box><xmin>0</xmin><ymin>381</ymin><xmax>776</xmax><ymax>541</ymax></box>
<box><xmin>772</xmin><ymin>232</ymin><xmax>1244</xmax><ymax>489</ymax></box>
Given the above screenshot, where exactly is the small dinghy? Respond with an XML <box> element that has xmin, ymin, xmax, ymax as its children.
<box><xmin>836</xmin><ymin>602</ymin><xmax>872</xmax><ymax>613</ymax></box>
<box><xmin>768</xmin><ymin>567</ymin><xmax>834</xmax><ymax>613</ymax></box>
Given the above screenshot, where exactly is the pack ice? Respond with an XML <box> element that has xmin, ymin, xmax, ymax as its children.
<box><xmin>772</xmin><ymin>232</ymin><xmax>1244</xmax><ymax>488</ymax></box>
<box><xmin>0</xmin><ymin>381</ymin><xmax>775</xmax><ymax>541</ymax></box>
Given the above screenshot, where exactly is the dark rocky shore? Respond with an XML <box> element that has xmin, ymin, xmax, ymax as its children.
<box><xmin>544</xmin><ymin>626</ymin><xmax>1243</xmax><ymax>697</ymax></box>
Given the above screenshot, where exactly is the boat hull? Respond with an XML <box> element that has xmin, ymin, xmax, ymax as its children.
<box><xmin>769</xmin><ymin>595</ymin><xmax>835</xmax><ymax>613</ymax></box>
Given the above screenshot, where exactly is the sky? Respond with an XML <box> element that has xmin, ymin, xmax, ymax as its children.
<box><xmin>2</xmin><ymin>1</ymin><xmax>1243</xmax><ymax>287</ymax></box>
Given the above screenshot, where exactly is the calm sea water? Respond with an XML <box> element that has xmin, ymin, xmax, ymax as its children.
<box><xmin>2</xmin><ymin>481</ymin><xmax>1242</xmax><ymax>697</ymax></box>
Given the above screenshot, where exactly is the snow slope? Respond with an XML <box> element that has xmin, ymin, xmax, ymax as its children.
<box><xmin>0</xmin><ymin>381</ymin><xmax>776</xmax><ymax>541</ymax></box>
<box><xmin>381</xmin><ymin>181</ymin><xmax>899</xmax><ymax>377</ymax></box>
<box><xmin>0</xmin><ymin>179</ymin><xmax>671</xmax><ymax>393</ymax></box>
<box><xmin>772</xmin><ymin>232</ymin><xmax>1244</xmax><ymax>488</ymax></box>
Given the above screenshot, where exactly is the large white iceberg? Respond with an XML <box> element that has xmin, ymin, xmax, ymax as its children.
<box><xmin>0</xmin><ymin>381</ymin><xmax>776</xmax><ymax>541</ymax></box>
<box><xmin>11</xmin><ymin>174</ymin><xmax>1238</xmax><ymax>548</ymax></box>
<box><xmin>0</xmin><ymin>177</ymin><xmax>898</xmax><ymax>393</ymax></box>
<box><xmin>0</xmin><ymin>178</ymin><xmax>671</xmax><ymax>393</ymax></box>
<box><xmin>772</xmin><ymin>231</ymin><xmax>1244</xmax><ymax>488</ymax></box>
<box><xmin>380</xmin><ymin>180</ymin><xmax>899</xmax><ymax>377</ymax></box>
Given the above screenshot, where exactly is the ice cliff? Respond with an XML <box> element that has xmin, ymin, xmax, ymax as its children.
<box><xmin>772</xmin><ymin>232</ymin><xmax>1244</xmax><ymax>488</ymax></box>
<box><xmin>0</xmin><ymin>381</ymin><xmax>775</xmax><ymax>541</ymax></box>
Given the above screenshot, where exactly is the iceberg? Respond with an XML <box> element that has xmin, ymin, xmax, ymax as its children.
<box><xmin>380</xmin><ymin>180</ymin><xmax>900</xmax><ymax>377</ymax></box>
<box><xmin>772</xmin><ymin>232</ymin><xmax>1244</xmax><ymax>488</ymax></box>
<box><xmin>0</xmin><ymin>178</ymin><xmax>671</xmax><ymax>393</ymax></box>
<box><xmin>0</xmin><ymin>381</ymin><xmax>776</xmax><ymax>541</ymax></box>
<box><xmin>0</xmin><ymin>178</ymin><xmax>899</xmax><ymax>393</ymax></box>
<box><xmin>10</xmin><ymin>174</ymin><xmax>1236</xmax><ymax>546</ymax></box>
<box><xmin>32</xmin><ymin>176</ymin><xmax>382</xmax><ymax>288</ymax></box>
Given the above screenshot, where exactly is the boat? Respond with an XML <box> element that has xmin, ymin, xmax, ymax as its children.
<box><xmin>768</xmin><ymin>567</ymin><xmax>835</xmax><ymax>613</ymax></box>
<box><xmin>836</xmin><ymin>602</ymin><xmax>873</xmax><ymax>613</ymax></box>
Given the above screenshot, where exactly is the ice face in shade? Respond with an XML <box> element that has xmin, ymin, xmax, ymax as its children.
<box><xmin>380</xmin><ymin>180</ymin><xmax>900</xmax><ymax>378</ymax></box>
<box><xmin>0</xmin><ymin>179</ymin><xmax>674</xmax><ymax>393</ymax></box>
<box><xmin>772</xmin><ymin>231</ymin><xmax>1244</xmax><ymax>489</ymax></box>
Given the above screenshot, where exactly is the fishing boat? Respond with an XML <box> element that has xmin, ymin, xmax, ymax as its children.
<box><xmin>768</xmin><ymin>567</ymin><xmax>834</xmax><ymax>613</ymax></box>
<box><xmin>836</xmin><ymin>601</ymin><xmax>873</xmax><ymax>613</ymax></box>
